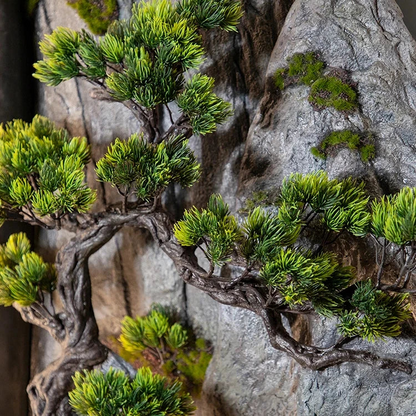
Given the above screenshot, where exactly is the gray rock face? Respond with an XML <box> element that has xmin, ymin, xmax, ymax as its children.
<box><xmin>30</xmin><ymin>0</ymin><xmax>416</xmax><ymax>415</ymax></box>
<box><xmin>240</xmin><ymin>0</ymin><xmax>416</xmax><ymax>194</ymax></box>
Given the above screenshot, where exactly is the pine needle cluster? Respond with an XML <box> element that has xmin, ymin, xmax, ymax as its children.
<box><xmin>174</xmin><ymin>194</ymin><xmax>240</xmax><ymax>265</ymax></box>
<box><xmin>175</xmin><ymin>171</ymin><xmax>411</xmax><ymax>340</ymax></box>
<box><xmin>120</xmin><ymin>308</ymin><xmax>188</xmax><ymax>353</ymax></box>
<box><xmin>279</xmin><ymin>171</ymin><xmax>370</xmax><ymax>237</ymax></box>
<box><xmin>372</xmin><ymin>187</ymin><xmax>416</xmax><ymax>245</ymax></box>
<box><xmin>339</xmin><ymin>281</ymin><xmax>411</xmax><ymax>341</ymax></box>
<box><xmin>0</xmin><ymin>233</ymin><xmax>55</xmax><ymax>306</ymax></box>
<box><xmin>0</xmin><ymin>115</ymin><xmax>95</xmax><ymax>222</ymax></box>
<box><xmin>119</xmin><ymin>306</ymin><xmax>212</xmax><ymax>394</ymax></box>
<box><xmin>34</xmin><ymin>0</ymin><xmax>242</xmax><ymax>135</ymax></box>
<box><xmin>96</xmin><ymin>134</ymin><xmax>200</xmax><ymax>204</ymax></box>
<box><xmin>69</xmin><ymin>367</ymin><xmax>195</xmax><ymax>416</ymax></box>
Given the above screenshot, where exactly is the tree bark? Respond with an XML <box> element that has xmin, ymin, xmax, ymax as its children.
<box><xmin>16</xmin><ymin>214</ymin><xmax>142</xmax><ymax>415</ymax></box>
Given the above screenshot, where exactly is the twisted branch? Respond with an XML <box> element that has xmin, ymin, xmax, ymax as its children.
<box><xmin>131</xmin><ymin>209</ymin><xmax>412</xmax><ymax>374</ymax></box>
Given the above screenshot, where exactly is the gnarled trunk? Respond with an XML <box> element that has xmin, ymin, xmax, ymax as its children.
<box><xmin>27</xmin><ymin>337</ymin><xmax>107</xmax><ymax>416</ymax></box>
<box><xmin>15</xmin><ymin>215</ymin><xmax>140</xmax><ymax>415</ymax></box>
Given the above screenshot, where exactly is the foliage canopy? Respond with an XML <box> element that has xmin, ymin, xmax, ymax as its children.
<box><xmin>174</xmin><ymin>171</ymin><xmax>412</xmax><ymax>339</ymax></box>
<box><xmin>33</xmin><ymin>0</ymin><xmax>241</xmax><ymax>136</ymax></box>
<box><xmin>69</xmin><ymin>367</ymin><xmax>195</xmax><ymax>416</ymax></box>
<box><xmin>0</xmin><ymin>233</ymin><xmax>55</xmax><ymax>307</ymax></box>
<box><xmin>0</xmin><ymin>115</ymin><xmax>95</xmax><ymax>222</ymax></box>
<box><xmin>119</xmin><ymin>306</ymin><xmax>212</xmax><ymax>394</ymax></box>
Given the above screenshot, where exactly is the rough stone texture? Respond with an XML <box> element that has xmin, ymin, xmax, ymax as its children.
<box><xmin>240</xmin><ymin>0</ymin><xmax>416</xmax><ymax>194</ymax></box>
<box><xmin>30</xmin><ymin>0</ymin><xmax>416</xmax><ymax>415</ymax></box>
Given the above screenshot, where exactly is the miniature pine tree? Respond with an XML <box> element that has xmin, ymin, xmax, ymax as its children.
<box><xmin>1</xmin><ymin>1</ymin><xmax>416</xmax><ymax>415</ymax></box>
<box><xmin>119</xmin><ymin>306</ymin><xmax>212</xmax><ymax>395</ymax></box>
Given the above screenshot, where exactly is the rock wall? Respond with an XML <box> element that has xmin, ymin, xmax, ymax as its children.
<box><xmin>31</xmin><ymin>0</ymin><xmax>416</xmax><ymax>415</ymax></box>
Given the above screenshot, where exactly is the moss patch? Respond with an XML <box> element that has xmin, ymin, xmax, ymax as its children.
<box><xmin>239</xmin><ymin>190</ymin><xmax>273</xmax><ymax>214</ymax></box>
<box><xmin>308</xmin><ymin>76</ymin><xmax>358</xmax><ymax>112</ymax></box>
<box><xmin>275</xmin><ymin>52</ymin><xmax>325</xmax><ymax>90</ymax></box>
<box><xmin>67</xmin><ymin>0</ymin><xmax>118</xmax><ymax>35</ymax></box>
<box><xmin>274</xmin><ymin>53</ymin><xmax>358</xmax><ymax>113</ymax></box>
<box><xmin>311</xmin><ymin>130</ymin><xmax>375</xmax><ymax>162</ymax></box>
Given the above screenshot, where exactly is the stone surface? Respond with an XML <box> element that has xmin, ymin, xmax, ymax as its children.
<box><xmin>29</xmin><ymin>0</ymin><xmax>416</xmax><ymax>415</ymax></box>
<box><xmin>240</xmin><ymin>0</ymin><xmax>416</xmax><ymax>195</ymax></box>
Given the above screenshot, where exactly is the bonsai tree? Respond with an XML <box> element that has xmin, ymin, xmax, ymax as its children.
<box><xmin>1</xmin><ymin>0</ymin><xmax>415</xmax><ymax>414</ymax></box>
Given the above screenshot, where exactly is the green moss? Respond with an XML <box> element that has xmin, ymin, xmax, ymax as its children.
<box><xmin>312</xmin><ymin>130</ymin><xmax>375</xmax><ymax>162</ymax></box>
<box><xmin>177</xmin><ymin>349</ymin><xmax>212</xmax><ymax>395</ymax></box>
<box><xmin>309</xmin><ymin>76</ymin><xmax>358</xmax><ymax>112</ymax></box>
<box><xmin>274</xmin><ymin>52</ymin><xmax>324</xmax><ymax>91</ymax></box>
<box><xmin>310</xmin><ymin>146</ymin><xmax>326</xmax><ymax>160</ymax></box>
<box><xmin>274</xmin><ymin>68</ymin><xmax>287</xmax><ymax>90</ymax></box>
<box><xmin>239</xmin><ymin>190</ymin><xmax>273</xmax><ymax>214</ymax></box>
<box><xmin>360</xmin><ymin>144</ymin><xmax>376</xmax><ymax>162</ymax></box>
<box><xmin>67</xmin><ymin>0</ymin><xmax>118</xmax><ymax>35</ymax></box>
<box><xmin>287</xmin><ymin>52</ymin><xmax>325</xmax><ymax>86</ymax></box>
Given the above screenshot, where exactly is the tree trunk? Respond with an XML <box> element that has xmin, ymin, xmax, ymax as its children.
<box><xmin>27</xmin><ymin>338</ymin><xmax>107</xmax><ymax>416</ymax></box>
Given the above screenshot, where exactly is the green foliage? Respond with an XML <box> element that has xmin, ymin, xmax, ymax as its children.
<box><xmin>174</xmin><ymin>194</ymin><xmax>240</xmax><ymax>265</ymax></box>
<box><xmin>177</xmin><ymin>74</ymin><xmax>232</xmax><ymax>135</ymax></box>
<box><xmin>371</xmin><ymin>188</ymin><xmax>416</xmax><ymax>245</ymax></box>
<box><xmin>174</xmin><ymin>172</ymin><xmax>412</xmax><ymax>340</ymax></box>
<box><xmin>69</xmin><ymin>367</ymin><xmax>195</xmax><ymax>416</ymax></box>
<box><xmin>0</xmin><ymin>233</ymin><xmax>56</xmax><ymax>306</ymax></box>
<box><xmin>34</xmin><ymin>0</ymin><xmax>240</xmax><ymax>136</ymax></box>
<box><xmin>0</xmin><ymin>116</ymin><xmax>95</xmax><ymax>220</ymax></box>
<box><xmin>96</xmin><ymin>134</ymin><xmax>200</xmax><ymax>203</ymax></box>
<box><xmin>279</xmin><ymin>171</ymin><xmax>371</xmax><ymax>237</ymax></box>
<box><xmin>311</xmin><ymin>130</ymin><xmax>375</xmax><ymax>162</ymax></box>
<box><xmin>261</xmin><ymin>249</ymin><xmax>353</xmax><ymax>314</ymax></box>
<box><xmin>67</xmin><ymin>0</ymin><xmax>118</xmax><ymax>35</ymax></box>
<box><xmin>338</xmin><ymin>281</ymin><xmax>411</xmax><ymax>341</ymax></box>
<box><xmin>240</xmin><ymin>206</ymin><xmax>301</xmax><ymax>264</ymax></box>
<box><xmin>309</xmin><ymin>76</ymin><xmax>358</xmax><ymax>112</ymax></box>
<box><xmin>177</xmin><ymin>0</ymin><xmax>243</xmax><ymax>32</ymax></box>
<box><xmin>274</xmin><ymin>52</ymin><xmax>325</xmax><ymax>90</ymax></box>
<box><xmin>120</xmin><ymin>309</ymin><xmax>183</xmax><ymax>353</ymax></box>
<box><xmin>119</xmin><ymin>306</ymin><xmax>212</xmax><ymax>396</ymax></box>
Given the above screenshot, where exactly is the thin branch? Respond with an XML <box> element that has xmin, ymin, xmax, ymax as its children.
<box><xmin>376</xmin><ymin>238</ymin><xmax>387</xmax><ymax>288</ymax></box>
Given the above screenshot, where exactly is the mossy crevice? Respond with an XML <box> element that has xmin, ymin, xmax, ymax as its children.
<box><xmin>311</xmin><ymin>130</ymin><xmax>375</xmax><ymax>162</ymax></box>
<box><xmin>67</xmin><ymin>0</ymin><xmax>118</xmax><ymax>35</ymax></box>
